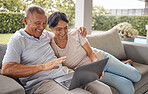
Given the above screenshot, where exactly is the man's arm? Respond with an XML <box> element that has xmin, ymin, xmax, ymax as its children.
<box><xmin>1</xmin><ymin>57</ymin><xmax>66</xmax><ymax>78</ymax></box>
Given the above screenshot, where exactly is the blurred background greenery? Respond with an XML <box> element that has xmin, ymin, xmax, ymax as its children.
<box><xmin>0</xmin><ymin>34</ymin><xmax>13</xmax><ymax>43</ymax></box>
<box><xmin>0</xmin><ymin>0</ymin><xmax>148</xmax><ymax>43</ymax></box>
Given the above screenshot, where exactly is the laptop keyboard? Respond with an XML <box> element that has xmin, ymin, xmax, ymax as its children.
<box><xmin>60</xmin><ymin>79</ymin><xmax>72</xmax><ymax>87</ymax></box>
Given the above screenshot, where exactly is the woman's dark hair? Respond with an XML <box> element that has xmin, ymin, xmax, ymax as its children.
<box><xmin>48</xmin><ymin>12</ymin><xmax>69</xmax><ymax>28</ymax></box>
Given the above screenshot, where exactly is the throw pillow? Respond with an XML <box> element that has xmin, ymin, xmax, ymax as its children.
<box><xmin>86</xmin><ymin>29</ymin><xmax>127</xmax><ymax>60</ymax></box>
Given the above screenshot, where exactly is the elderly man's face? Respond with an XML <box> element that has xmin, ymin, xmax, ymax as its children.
<box><xmin>24</xmin><ymin>11</ymin><xmax>47</xmax><ymax>38</ymax></box>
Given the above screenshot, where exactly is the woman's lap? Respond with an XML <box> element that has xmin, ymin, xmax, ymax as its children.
<box><xmin>84</xmin><ymin>80</ymin><xmax>112</xmax><ymax>94</ymax></box>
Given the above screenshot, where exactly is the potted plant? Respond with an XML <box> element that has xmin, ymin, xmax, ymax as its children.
<box><xmin>113</xmin><ymin>22</ymin><xmax>139</xmax><ymax>41</ymax></box>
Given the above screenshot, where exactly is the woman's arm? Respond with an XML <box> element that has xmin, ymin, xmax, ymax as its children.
<box><xmin>82</xmin><ymin>42</ymin><xmax>104</xmax><ymax>79</ymax></box>
<box><xmin>82</xmin><ymin>42</ymin><xmax>98</xmax><ymax>62</ymax></box>
<box><xmin>72</xmin><ymin>42</ymin><xmax>97</xmax><ymax>70</ymax></box>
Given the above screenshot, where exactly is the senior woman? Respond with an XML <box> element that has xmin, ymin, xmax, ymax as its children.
<box><xmin>48</xmin><ymin>11</ymin><xmax>141</xmax><ymax>94</ymax></box>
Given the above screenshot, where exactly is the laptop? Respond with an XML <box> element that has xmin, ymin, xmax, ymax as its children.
<box><xmin>54</xmin><ymin>58</ymin><xmax>109</xmax><ymax>90</ymax></box>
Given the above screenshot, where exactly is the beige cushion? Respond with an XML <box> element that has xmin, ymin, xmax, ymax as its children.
<box><xmin>0</xmin><ymin>75</ymin><xmax>25</xmax><ymax>94</ymax></box>
<box><xmin>86</xmin><ymin>29</ymin><xmax>126</xmax><ymax>60</ymax></box>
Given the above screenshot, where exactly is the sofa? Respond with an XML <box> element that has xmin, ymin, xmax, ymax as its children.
<box><xmin>0</xmin><ymin>29</ymin><xmax>148</xmax><ymax>94</ymax></box>
<box><xmin>86</xmin><ymin>29</ymin><xmax>148</xmax><ymax>94</ymax></box>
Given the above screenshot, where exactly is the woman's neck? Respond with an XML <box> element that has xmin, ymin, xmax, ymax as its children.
<box><xmin>54</xmin><ymin>37</ymin><xmax>68</xmax><ymax>49</ymax></box>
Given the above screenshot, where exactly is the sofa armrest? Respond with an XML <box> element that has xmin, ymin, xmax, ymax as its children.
<box><xmin>122</xmin><ymin>41</ymin><xmax>148</xmax><ymax>65</ymax></box>
<box><xmin>0</xmin><ymin>75</ymin><xmax>25</xmax><ymax>94</ymax></box>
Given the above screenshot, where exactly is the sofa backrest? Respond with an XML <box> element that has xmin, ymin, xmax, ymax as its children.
<box><xmin>86</xmin><ymin>29</ymin><xmax>127</xmax><ymax>60</ymax></box>
<box><xmin>0</xmin><ymin>43</ymin><xmax>7</xmax><ymax>69</ymax></box>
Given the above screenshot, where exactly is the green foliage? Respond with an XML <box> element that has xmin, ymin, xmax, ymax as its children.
<box><xmin>0</xmin><ymin>0</ymin><xmax>27</xmax><ymax>12</ymax></box>
<box><xmin>0</xmin><ymin>0</ymin><xmax>75</xmax><ymax>26</ymax></box>
<box><xmin>0</xmin><ymin>12</ymin><xmax>25</xmax><ymax>33</ymax></box>
<box><xmin>92</xmin><ymin>15</ymin><xmax>148</xmax><ymax>36</ymax></box>
<box><xmin>0</xmin><ymin>0</ymin><xmax>76</xmax><ymax>33</ymax></box>
<box><xmin>93</xmin><ymin>6</ymin><xmax>108</xmax><ymax>16</ymax></box>
<box><xmin>92</xmin><ymin>15</ymin><xmax>117</xmax><ymax>30</ymax></box>
<box><xmin>53</xmin><ymin>0</ymin><xmax>75</xmax><ymax>26</ymax></box>
<box><xmin>30</xmin><ymin>0</ymin><xmax>54</xmax><ymax>13</ymax></box>
<box><xmin>25</xmin><ymin>0</ymin><xmax>75</xmax><ymax>26</ymax></box>
<box><xmin>92</xmin><ymin>6</ymin><xmax>109</xmax><ymax>29</ymax></box>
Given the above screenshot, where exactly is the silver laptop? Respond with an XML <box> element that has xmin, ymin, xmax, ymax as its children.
<box><xmin>54</xmin><ymin>58</ymin><xmax>109</xmax><ymax>90</ymax></box>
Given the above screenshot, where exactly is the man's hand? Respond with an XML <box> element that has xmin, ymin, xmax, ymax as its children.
<box><xmin>42</xmin><ymin>56</ymin><xmax>66</xmax><ymax>71</ymax></box>
<box><xmin>73</xmin><ymin>66</ymin><xmax>77</xmax><ymax>70</ymax></box>
<box><xmin>99</xmin><ymin>71</ymin><xmax>104</xmax><ymax>79</ymax></box>
<box><xmin>76</xmin><ymin>27</ymin><xmax>87</xmax><ymax>37</ymax></box>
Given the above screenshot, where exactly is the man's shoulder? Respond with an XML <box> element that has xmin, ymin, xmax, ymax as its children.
<box><xmin>9</xmin><ymin>29</ymin><xmax>26</xmax><ymax>47</ymax></box>
<box><xmin>11</xmin><ymin>29</ymin><xmax>25</xmax><ymax>40</ymax></box>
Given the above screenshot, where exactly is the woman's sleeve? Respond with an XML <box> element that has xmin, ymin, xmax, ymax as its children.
<box><xmin>77</xmin><ymin>30</ymin><xmax>88</xmax><ymax>46</ymax></box>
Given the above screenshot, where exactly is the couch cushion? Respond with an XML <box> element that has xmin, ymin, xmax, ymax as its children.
<box><xmin>0</xmin><ymin>75</ymin><xmax>25</xmax><ymax>94</ymax></box>
<box><xmin>133</xmin><ymin>62</ymin><xmax>148</xmax><ymax>93</ymax></box>
<box><xmin>86</xmin><ymin>29</ymin><xmax>126</xmax><ymax>60</ymax></box>
<box><xmin>0</xmin><ymin>43</ymin><xmax>7</xmax><ymax>69</ymax></box>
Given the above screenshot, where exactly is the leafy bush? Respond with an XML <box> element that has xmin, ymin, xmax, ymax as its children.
<box><xmin>92</xmin><ymin>15</ymin><xmax>148</xmax><ymax>36</ymax></box>
<box><xmin>0</xmin><ymin>12</ymin><xmax>25</xmax><ymax>33</ymax></box>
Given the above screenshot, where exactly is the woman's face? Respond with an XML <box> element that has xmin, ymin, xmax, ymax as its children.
<box><xmin>51</xmin><ymin>20</ymin><xmax>68</xmax><ymax>40</ymax></box>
